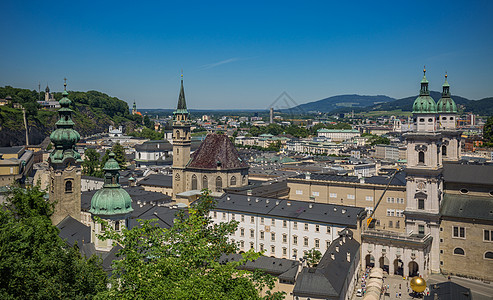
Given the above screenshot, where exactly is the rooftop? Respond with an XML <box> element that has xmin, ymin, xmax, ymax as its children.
<box><xmin>187</xmin><ymin>134</ymin><xmax>249</xmax><ymax>170</ymax></box>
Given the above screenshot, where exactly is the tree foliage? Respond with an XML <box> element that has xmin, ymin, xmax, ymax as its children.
<box><xmin>143</xmin><ymin>115</ymin><xmax>153</xmax><ymax>129</ymax></box>
<box><xmin>83</xmin><ymin>148</ymin><xmax>102</xmax><ymax>177</ymax></box>
<box><xmin>304</xmin><ymin>248</ymin><xmax>322</xmax><ymax>267</ymax></box>
<box><xmin>484</xmin><ymin>116</ymin><xmax>493</xmax><ymax>144</ymax></box>
<box><xmin>128</xmin><ymin>127</ymin><xmax>163</xmax><ymax>140</ymax></box>
<box><xmin>0</xmin><ymin>185</ymin><xmax>107</xmax><ymax>299</ymax></box>
<box><xmin>97</xmin><ymin>190</ymin><xmax>284</xmax><ymax>300</ymax></box>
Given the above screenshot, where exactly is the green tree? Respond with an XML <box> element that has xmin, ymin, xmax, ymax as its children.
<box><xmin>484</xmin><ymin>116</ymin><xmax>493</xmax><ymax>143</ymax></box>
<box><xmin>83</xmin><ymin>148</ymin><xmax>102</xmax><ymax>177</ymax></box>
<box><xmin>0</xmin><ymin>186</ymin><xmax>107</xmax><ymax>299</ymax></box>
<box><xmin>112</xmin><ymin>143</ymin><xmax>126</xmax><ymax>169</ymax></box>
<box><xmin>304</xmin><ymin>248</ymin><xmax>322</xmax><ymax>267</ymax></box>
<box><xmin>266</xmin><ymin>141</ymin><xmax>282</xmax><ymax>152</ymax></box>
<box><xmin>97</xmin><ymin>190</ymin><xmax>284</xmax><ymax>300</ymax></box>
<box><xmin>143</xmin><ymin>115</ymin><xmax>153</xmax><ymax>129</ymax></box>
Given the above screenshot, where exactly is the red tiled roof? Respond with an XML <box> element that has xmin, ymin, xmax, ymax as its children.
<box><xmin>187</xmin><ymin>134</ymin><xmax>249</xmax><ymax>170</ymax></box>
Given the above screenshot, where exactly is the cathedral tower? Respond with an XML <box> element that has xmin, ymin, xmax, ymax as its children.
<box><xmin>89</xmin><ymin>152</ymin><xmax>133</xmax><ymax>251</ymax></box>
<box><xmin>132</xmin><ymin>101</ymin><xmax>137</xmax><ymax>115</ymax></box>
<box><xmin>48</xmin><ymin>80</ymin><xmax>83</xmax><ymax>225</ymax></box>
<box><xmin>404</xmin><ymin>69</ymin><xmax>443</xmax><ymax>273</ymax></box>
<box><xmin>172</xmin><ymin>75</ymin><xmax>191</xmax><ymax>198</ymax></box>
<box><xmin>437</xmin><ymin>74</ymin><xmax>461</xmax><ymax>161</ymax></box>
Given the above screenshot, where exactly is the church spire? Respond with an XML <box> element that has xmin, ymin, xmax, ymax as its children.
<box><xmin>420</xmin><ymin>66</ymin><xmax>429</xmax><ymax>96</ymax></box>
<box><xmin>177</xmin><ymin>73</ymin><xmax>187</xmax><ymax>110</ymax></box>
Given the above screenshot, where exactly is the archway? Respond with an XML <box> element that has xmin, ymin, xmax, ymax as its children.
<box><xmin>365</xmin><ymin>254</ymin><xmax>375</xmax><ymax>268</ymax></box>
<box><xmin>408</xmin><ymin>261</ymin><xmax>419</xmax><ymax>277</ymax></box>
<box><xmin>393</xmin><ymin>259</ymin><xmax>403</xmax><ymax>276</ymax></box>
<box><xmin>379</xmin><ymin>256</ymin><xmax>390</xmax><ymax>274</ymax></box>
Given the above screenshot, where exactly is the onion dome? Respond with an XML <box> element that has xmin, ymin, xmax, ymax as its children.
<box><xmin>89</xmin><ymin>152</ymin><xmax>133</xmax><ymax>216</ymax></box>
<box><xmin>412</xmin><ymin>67</ymin><xmax>437</xmax><ymax>114</ymax></box>
<box><xmin>48</xmin><ymin>83</ymin><xmax>82</xmax><ymax>165</ymax></box>
<box><xmin>437</xmin><ymin>74</ymin><xmax>457</xmax><ymax>113</ymax></box>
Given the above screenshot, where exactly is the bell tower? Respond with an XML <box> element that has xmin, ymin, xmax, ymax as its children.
<box><xmin>437</xmin><ymin>74</ymin><xmax>461</xmax><ymax>161</ymax></box>
<box><xmin>404</xmin><ymin>69</ymin><xmax>442</xmax><ymax>273</ymax></box>
<box><xmin>48</xmin><ymin>79</ymin><xmax>83</xmax><ymax>225</ymax></box>
<box><xmin>172</xmin><ymin>74</ymin><xmax>191</xmax><ymax>198</ymax></box>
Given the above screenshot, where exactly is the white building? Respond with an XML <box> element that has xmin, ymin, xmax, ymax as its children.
<box><xmin>317</xmin><ymin>129</ymin><xmax>360</xmax><ymax>142</ymax></box>
<box><xmin>210</xmin><ymin>194</ymin><xmax>365</xmax><ymax>260</ymax></box>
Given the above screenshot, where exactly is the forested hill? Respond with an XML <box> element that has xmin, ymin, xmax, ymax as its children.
<box><xmin>293</xmin><ymin>94</ymin><xmax>395</xmax><ymax>113</ymax></box>
<box><xmin>0</xmin><ymin>86</ymin><xmax>141</xmax><ymax>147</ymax></box>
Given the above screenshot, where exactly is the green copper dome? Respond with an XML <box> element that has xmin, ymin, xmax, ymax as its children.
<box><xmin>89</xmin><ymin>153</ymin><xmax>133</xmax><ymax>216</ymax></box>
<box><xmin>437</xmin><ymin>75</ymin><xmax>457</xmax><ymax>113</ymax></box>
<box><xmin>412</xmin><ymin>68</ymin><xmax>437</xmax><ymax>114</ymax></box>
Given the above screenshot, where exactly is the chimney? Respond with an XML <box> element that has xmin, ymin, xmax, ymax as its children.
<box><xmin>331</xmin><ymin>253</ymin><xmax>335</xmax><ymax>260</ymax></box>
<box><xmin>347</xmin><ymin>252</ymin><xmax>350</xmax><ymax>262</ymax></box>
<box><xmin>336</xmin><ymin>246</ymin><xmax>339</xmax><ymax>252</ymax></box>
<box><xmin>247</xmin><ymin>190</ymin><xmax>252</xmax><ymax>196</ymax></box>
<box><xmin>305</xmin><ymin>172</ymin><xmax>311</xmax><ymax>180</ymax></box>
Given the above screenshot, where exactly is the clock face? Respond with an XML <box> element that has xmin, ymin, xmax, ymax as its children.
<box><xmin>417</xmin><ymin>182</ymin><xmax>426</xmax><ymax>190</ymax></box>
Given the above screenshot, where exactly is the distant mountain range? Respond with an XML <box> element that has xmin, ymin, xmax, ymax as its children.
<box><xmin>293</xmin><ymin>92</ymin><xmax>493</xmax><ymax>115</ymax></box>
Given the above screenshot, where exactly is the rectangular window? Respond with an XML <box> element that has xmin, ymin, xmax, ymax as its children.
<box><xmin>250</xmin><ymin>229</ymin><xmax>254</xmax><ymax>238</ymax></box>
<box><xmin>271</xmin><ymin>218</ymin><xmax>275</xmax><ymax>226</ymax></box>
<box><xmin>453</xmin><ymin>226</ymin><xmax>465</xmax><ymax>238</ymax></box>
<box><xmin>293</xmin><ymin>236</ymin><xmax>298</xmax><ymax>245</ymax></box>
<box><xmin>304</xmin><ymin>237</ymin><xmax>309</xmax><ymax>247</ymax></box>
<box><xmin>391</xmin><ymin>197</ymin><xmax>395</xmax><ymax>203</ymax></box>
<box><xmin>282</xmin><ymin>234</ymin><xmax>287</xmax><ymax>243</ymax></box>
<box><xmin>222</xmin><ymin>212</ymin><xmax>226</xmax><ymax>219</ymax></box>
<box><xmin>250</xmin><ymin>216</ymin><xmax>255</xmax><ymax>223</ymax></box>
<box><xmin>315</xmin><ymin>225</ymin><xmax>320</xmax><ymax>232</ymax></box>
<box><xmin>260</xmin><ymin>244</ymin><xmax>264</xmax><ymax>251</ymax></box>
<box><xmin>293</xmin><ymin>221</ymin><xmax>298</xmax><ymax>230</ymax></box>
<box><xmin>241</xmin><ymin>215</ymin><xmax>245</xmax><ymax>222</ymax></box>
<box><xmin>283</xmin><ymin>220</ymin><xmax>287</xmax><ymax>228</ymax></box>
<box><xmin>389</xmin><ymin>221</ymin><xmax>393</xmax><ymax>228</ymax></box>
<box><xmin>213</xmin><ymin>211</ymin><xmax>217</xmax><ymax>218</ymax></box>
<box><xmin>260</xmin><ymin>231</ymin><xmax>264</xmax><ymax>240</ymax></box>
<box><xmin>312</xmin><ymin>191</ymin><xmax>319</xmax><ymax>197</ymax></box>
<box><xmin>315</xmin><ymin>239</ymin><xmax>320</xmax><ymax>248</ymax></box>
<box><xmin>271</xmin><ymin>232</ymin><xmax>275</xmax><ymax>242</ymax></box>
<box><xmin>387</xmin><ymin>197</ymin><xmax>390</xmax><ymax>203</ymax></box>
<box><xmin>418</xmin><ymin>225</ymin><xmax>425</xmax><ymax>235</ymax></box>
<box><xmin>418</xmin><ymin>199</ymin><xmax>425</xmax><ymax>210</ymax></box>
<box><xmin>293</xmin><ymin>249</ymin><xmax>297</xmax><ymax>258</ymax></box>
<box><xmin>304</xmin><ymin>223</ymin><xmax>309</xmax><ymax>231</ymax></box>
<box><xmin>326</xmin><ymin>226</ymin><xmax>331</xmax><ymax>234</ymax></box>
<box><xmin>240</xmin><ymin>228</ymin><xmax>244</xmax><ymax>237</ymax></box>
<box><xmin>347</xmin><ymin>194</ymin><xmax>355</xmax><ymax>199</ymax></box>
<box><xmin>271</xmin><ymin>245</ymin><xmax>275</xmax><ymax>253</ymax></box>
<box><xmin>366</xmin><ymin>196</ymin><xmax>373</xmax><ymax>201</ymax></box>
<box><xmin>366</xmin><ymin>207</ymin><xmax>374</xmax><ymax>214</ymax></box>
<box><xmin>326</xmin><ymin>240</ymin><xmax>330</xmax><ymax>248</ymax></box>
<box><xmin>329</xmin><ymin>193</ymin><xmax>337</xmax><ymax>198</ymax></box>
<box><xmin>231</xmin><ymin>213</ymin><xmax>235</xmax><ymax>220</ymax></box>
<box><xmin>296</xmin><ymin>190</ymin><xmax>303</xmax><ymax>195</ymax></box>
<box><xmin>260</xmin><ymin>217</ymin><xmax>264</xmax><ymax>225</ymax></box>
<box><xmin>484</xmin><ymin>229</ymin><xmax>493</xmax><ymax>241</ymax></box>
<box><xmin>282</xmin><ymin>247</ymin><xmax>287</xmax><ymax>256</ymax></box>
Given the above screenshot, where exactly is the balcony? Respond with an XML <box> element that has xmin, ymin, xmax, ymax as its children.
<box><xmin>362</xmin><ymin>228</ymin><xmax>433</xmax><ymax>248</ymax></box>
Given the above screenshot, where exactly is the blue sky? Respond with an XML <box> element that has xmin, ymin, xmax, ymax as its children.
<box><xmin>1</xmin><ymin>0</ymin><xmax>492</xmax><ymax>109</ymax></box>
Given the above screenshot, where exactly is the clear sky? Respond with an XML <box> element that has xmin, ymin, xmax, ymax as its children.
<box><xmin>1</xmin><ymin>0</ymin><xmax>492</xmax><ymax>109</ymax></box>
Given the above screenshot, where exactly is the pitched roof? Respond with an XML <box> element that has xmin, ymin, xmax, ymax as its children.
<box><xmin>443</xmin><ymin>162</ymin><xmax>493</xmax><ymax>186</ymax></box>
<box><xmin>219</xmin><ymin>253</ymin><xmax>299</xmax><ymax>279</ymax></box>
<box><xmin>293</xmin><ymin>230</ymin><xmax>360</xmax><ymax>298</ymax></box>
<box><xmin>424</xmin><ymin>281</ymin><xmax>472</xmax><ymax>300</ymax></box>
<box><xmin>290</xmin><ymin>172</ymin><xmax>407</xmax><ymax>186</ymax></box>
<box><xmin>187</xmin><ymin>134</ymin><xmax>249</xmax><ymax>170</ymax></box>
<box><xmin>440</xmin><ymin>194</ymin><xmax>493</xmax><ymax>222</ymax></box>
<box><xmin>57</xmin><ymin>215</ymin><xmax>91</xmax><ymax>248</ymax></box>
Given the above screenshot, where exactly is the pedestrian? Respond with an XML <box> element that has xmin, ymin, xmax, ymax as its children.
<box><xmin>399</xmin><ymin>284</ymin><xmax>401</xmax><ymax>289</ymax></box>
<box><xmin>396</xmin><ymin>292</ymin><xmax>399</xmax><ymax>298</ymax></box>
<box><xmin>399</xmin><ymin>292</ymin><xmax>402</xmax><ymax>298</ymax></box>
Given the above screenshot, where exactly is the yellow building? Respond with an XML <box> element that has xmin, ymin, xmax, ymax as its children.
<box><xmin>0</xmin><ymin>146</ymin><xmax>34</xmax><ymax>187</ymax></box>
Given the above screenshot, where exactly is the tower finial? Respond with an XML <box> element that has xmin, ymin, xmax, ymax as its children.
<box><xmin>445</xmin><ymin>71</ymin><xmax>448</xmax><ymax>79</ymax></box>
<box><xmin>181</xmin><ymin>69</ymin><xmax>183</xmax><ymax>82</ymax></box>
<box><xmin>64</xmin><ymin>77</ymin><xmax>67</xmax><ymax>91</ymax></box>
<box><xmin>423</xmin><ymin>65</ymin><xmax>426</xmax><ymax>74</ymax></box>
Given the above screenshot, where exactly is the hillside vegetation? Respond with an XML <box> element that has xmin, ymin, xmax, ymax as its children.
<box><xmin>0</xmin><ymin>86</ymin><xmax>141</xmax><ymax>146</ymax></box>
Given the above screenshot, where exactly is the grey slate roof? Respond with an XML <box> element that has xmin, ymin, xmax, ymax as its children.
<box><xmin>129</xmin><ymin>205</ymin><xmax>181</xmax><ymax>229</ymax></box>
<box><xmin>440</xmin><ymin>194</ymin><xmax>493</xmax><ymax>222</ymax></box>
<box><xmin>138</xmin><ymin>174</ymin><xmax>173</xmax><ymax>188</ymax></box>
<box><xmin>293</xmin><ymin>229</ymin><xmax>360</xmax><ymax>299</ymax></box>
<box><xmin>214</xmin><ymin>194</ymin><xmax>365</xmax><ymax>228</ymax></box>
<box><xmin>219</xmin><ymin>253</ymin><xmax>299</xmax><ymax>281</ymax></box>
<box><xmin>57</xmin><ymin>215</ymin><xmax>91</xmax><ymax>248</ymax></box>
<box><xmin>134</xmin><ymin>140</ymin><xmax>172</xmax><ymax>152</ymax></box>
<box><xmin>0</xmin><ymin>146</ymin><xmax>24</xmax><ymax>155</ymax></box>
<box><xmin>443</xmin><ymin>162</ymin><xmax>493</xmax><ymax>186</ymax></box>
<box><xmin>290</xmin><ymin>172</ymin><xmax>406</xmax><ymax>186</ymax></box>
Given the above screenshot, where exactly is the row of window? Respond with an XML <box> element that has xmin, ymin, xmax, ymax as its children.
<box><xmin>214</xmin><ymin>212</ymin><xmax>331</xmax><ymax>233</ymax></box>
<box><xmin>445</xmin><ymin>227</ymin><xmax>493</xmax><ymax>242</ymax></box>
<box><xmin>386</xmin><ymin>197</ymin><xmax>405</xmax><ymax>204</ymax></box>
<box><xmin>176</xmin><ymin>174</ymin><xmax>247</xmax><ymax>191</ymax></box>
<box><xmin>235</xmin><ymin>239</ymin><xmax>330</xmax><ymax>253</ymax></box>
<box><xmin>386</xmin><ymin>209</ymin><xmax>404</xmax><ymax>217</ymax></box>
<box><xmin>238</xmin><ymin>230</ymin><xmax>329</xmax><ymax>247</ymax></box>
<box><xmin>447</xmin><ymin>248</ymin><xmax>493</xmax><ymax>260</ymax></box>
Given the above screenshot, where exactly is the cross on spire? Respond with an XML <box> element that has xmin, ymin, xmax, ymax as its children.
<box><xmin>64</xmin><ymin>77</ymin><xmax>67</xmax><ymax>91</ymax></box>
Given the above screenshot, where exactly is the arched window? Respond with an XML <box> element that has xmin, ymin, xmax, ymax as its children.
<box><xmin>242</xmin><ymin>175</ymin><xmax>247</xmax><ymax>185</ymax></box>
<box><xmin>176</xmin><ymin>130</ymin><xmax>180</xmax><ymax>139</ymax></box>
<box><xmin>418</xmin><ymin>151</ymin><xmax>425</xmax><ymax>164</ymax></box>
<box><xmin>453</xmin><ymin>248</ymin><xmax>465</xmax><ymax>255</ymax></box>
<box><xmin>442</xmin><ymin>145</ymin><xmax>447</xmax><ymax>156</ymax></box>
<box><xmin>191</xmin><ymin>174</ymin><xmax>197</xmax><ymax>190</ymax></box>
<box><xmin>216</xmin><ymin>176</ymin><xmax>222</xmax><ymax>192</ymax></box>
<box><xmin>230</xmin><ymin>176</ymin><xmax>237</xmax><ymax>186</ymax></box>
<box><xmin>485</xmin><ymin>251</ymin><xmax>493</xmax><ymax>260</ymax></box>
<box><xmin>115</xmin><ymin>221</ymin><xmax>120</xmax><ymax>231</ymax></box>
<box><xmin>202</xmin><ymin>175</ymin><xmax>208</xmax><ymax>189</ymax></box>
<box><xmin>65</xmin><ymin>181</ymin><xmax>73</xmax><ymax>193</ymax></box>
<box><xmin>175</xmin><ymin>173</ymin><xmax>180</xmax><ymax>182</ymax></box>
